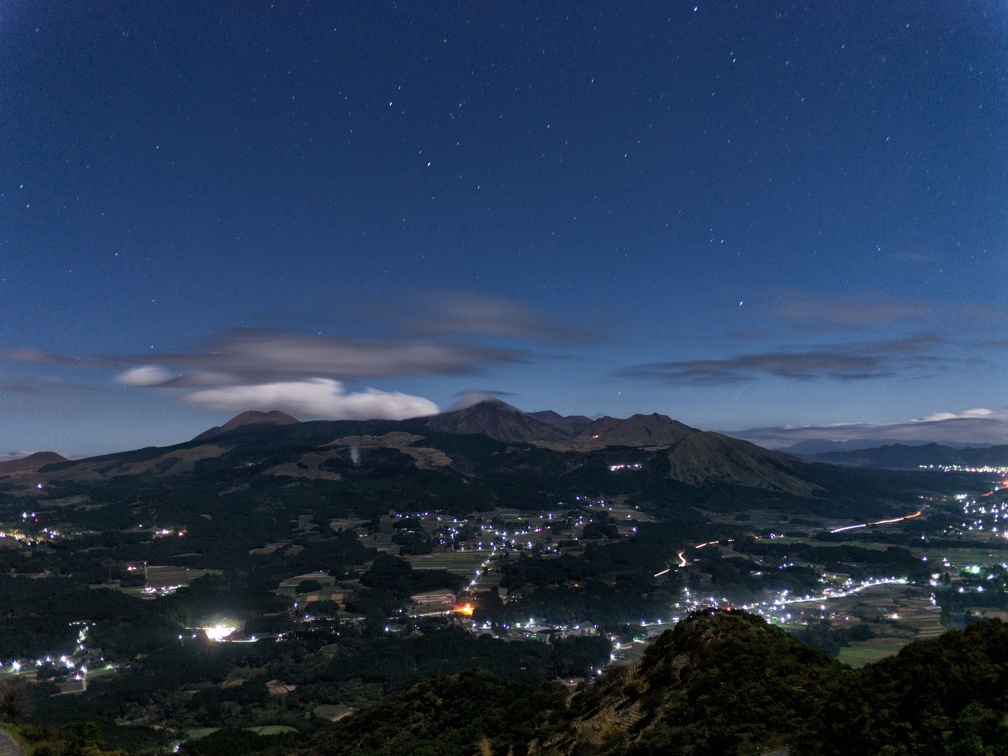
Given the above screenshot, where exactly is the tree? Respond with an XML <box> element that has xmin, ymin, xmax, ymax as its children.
<box><xmin>0</xmin><ymin>676</ymin><xmax>31</xmax><ymax>722</ymax></box>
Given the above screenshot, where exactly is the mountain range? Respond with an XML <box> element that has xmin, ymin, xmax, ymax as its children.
<box><xmin>423</xmin><ymin>400</ymin><xmax>697</xmax><ymax>450</ymax></box>
<box><xmin>805</xmin><ymin>442</ymin><xmax>1008</xmax><ymax>469</ymax></box>
<box><xmin>0</xmin><ymin>401</ymin><xmax>927</xmax><ymax>514</ymax></box>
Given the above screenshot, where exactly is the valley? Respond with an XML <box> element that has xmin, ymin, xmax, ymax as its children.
<box><xmin>0</xmin><ymin>403</ymin><xmax>1006</xmax><ymax>753</ymax></box>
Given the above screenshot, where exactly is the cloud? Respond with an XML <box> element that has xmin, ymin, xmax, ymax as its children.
<box><xmin>185</xmin><ymin>378</ymin><xmax>439</xmax><ymax>420</ymax></box>
<box><xmin>448</xmin><ymin>389</ymin><xmax>515</xmax><ymax>410</ymax></box>
<box><xmin>764</xmin><ymin>290</ymin><xmax>1008</xmax><ymax>332</ymax></box>
<box><xmin>118</xmin><ymin>366</ymin><xmax>176</xmax><ymax>386</ymax></box>
<box><xmin>768</xmin><ymin>292</ymin><xmax>935</xmax><ymax>329</ymax></box>
<box><xmin>109</xmin><ymin>329</ymin><xmax>523</xmax><ymax>389</ymax></box>
<box><xmin>734</xmin><ymin>409</ymin><xmax>1008</xmax><ymax>448</ymax></box>
<box><xmin>4</xmin><ymin>346</ymin><xmax>118</xmax><ymax>370</ymax></box>
<box><xmin>6</xmin><ymin>347</ymin><xmax>62</xmax><ymax>364</ymax></box>
<box><xmin>618</xmin><ymin>335</ymin><xmax>948</xmax><ymax>386</ymax></box>
<box><xmin>0</xmin><ymin>376</ymin><xmax>103</xmax><ymax>395</ymax></box>
<box><xmin>106</xmin><ymin>330</ymin><xmax>471</xmax><ymax>422</ymax></box>
<box><xmin>920</xmin><ymin>408</ymin><xmax>994</xmax><ymax>422</ymax></box>
<box><xmin>6</xmin><ymin>289</ymin><xmax>577</xmax><ymax>424</ymax></box>
<box><xmin>386</xmin><ymin>290</ymin><xmax>601</xmax><ymax>345</ymax></box>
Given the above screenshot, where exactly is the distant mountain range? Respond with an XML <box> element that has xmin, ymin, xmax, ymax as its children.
<box><xmin>805</xmin><ymin>442</ymin><xmax>1008</xmax><ymax>469</ymax></box>
<box><xmin>782</xmin><ymin>438</ymin><xmax>994</xmax><ymax>455</ymax></box>
<box><xmin>0</xmin><ymin>401</ymin><xmax>966</xmax><ymax>504</ymax></box>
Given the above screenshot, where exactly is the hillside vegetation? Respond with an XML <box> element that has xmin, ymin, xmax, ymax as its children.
<box><xmin>310</xmin><ymin>610</ymin><xmax>1008</xmax><ymax>756</ymax></box>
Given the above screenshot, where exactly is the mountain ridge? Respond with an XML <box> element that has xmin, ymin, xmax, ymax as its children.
<box><xmin>422</xmin><ymin>399</ymin><xmax>574</xmax><ymax>445</ymax></box>
<box><xmin>0</xmin><ymin>451</ymin><xmax>67</xmax><ymax>475</ymax></box>
<box><xmin>5</xmin><ymin>402</ymin><xmax>913</xmax><ymax>511</ymax></box>
<box><xmin>808</xmin><ymin>442</ymin><xmax>1008</xmax><ymax>469</ymax></box>
<box><xmin>425</xmin><ymin>401</ymin><xmax>699</xmax><ymax>451</ymax></box>
<box><xmin>575</xmin><ymin>413</ymin><xmax>697</xmax><ymax>450</ymax></box>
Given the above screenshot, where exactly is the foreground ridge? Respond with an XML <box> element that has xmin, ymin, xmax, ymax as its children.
<box><xmin>312</xmin><ymin>610</ymin><xmax>1008</xmax><ymax>755</ymax></box>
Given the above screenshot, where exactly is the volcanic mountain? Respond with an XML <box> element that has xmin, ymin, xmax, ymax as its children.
<box><xmin>193</xmin><ymin>410</ymin><xmax>300</xmax><ymax>441</ymax></box>
<box><xmin>574</xmin><ymin>413</ymin><xmax>697</xmax><ymax>450</ymax></box>
<box><xmin>421</xmin><ymin>399</ymin><xmax>573</xmax><ymax>446</ymax></box>
<box><xmin>5</xmin><ymin>402</ymin><xmax>906</xmax><ymax>514</ymax></box>
<box><xmin>664</xmin><ymin>431</ymin><xmax>821</xmax><ymax>496</ymax></box>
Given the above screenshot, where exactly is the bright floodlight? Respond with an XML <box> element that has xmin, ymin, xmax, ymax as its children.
<box><xmin>205</xmin><ymin>624</ymin><xmax>237</xmax><ymax>641</ymax></box>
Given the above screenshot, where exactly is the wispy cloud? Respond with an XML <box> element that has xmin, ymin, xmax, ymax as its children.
<box><xmin>920</xmin><ymin>408</ymin><xmax>995</xmax><ymax>423</ymax></box>
<box><xmin>114</xmin><ymin>329</ymin><xmax>522</xmax><ymax>389</ymax></box>
<box><xmin>767</xmin><ymin>291</ymin><xmax>935</xmax><ymax>330</ymax></box>
<box><xmin>4</xmin><ymin>347</ymin><xmax>118</xmax><ymax>370</ymax></box>
<box><xmin>735</xmin><ymin>408</ymin><xmax>1008</xmax><ymax>448</ymax></box>
<box><xmin>106</xmin><ymin>329</ymin><xmax>518</xmax><ymax>420</ymax></box>
<box><xmin>0</xmin><ymin>380</ymin><xmax>49</xmax><ymax>395</ymax></box>
<box><xmin>5</xmin><ymin>290</ymin><xmax>583</xmax><ymax>422</ymax></box>
<box><xmin>448</xmin><ymin>389</ymin><xmax>515</xmax><ymax>410</ymax></box>
<box><xmin>763</xmin><ymin>290</ymin><xmax>1008</xmax><ymax>332</ymax></box>
<box><xmin>0</xmin><ymin>375</ymin><xmax>103</xmax><ymax>395</ymax></box>
<box><xmin>618</xmin><ymin>334</ymin><xmax>948</xmax><ymax>386</ymax></box>
<box><xmin>386</xmin><ymin>290</ymin><xmax>602</xmax><ymax>345</ymax></box>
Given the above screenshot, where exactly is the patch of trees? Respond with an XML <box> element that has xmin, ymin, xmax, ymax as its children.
<box><xmin>793</xmin><ymin>617</ymin><xmax>874</xmax><ymax>656</ymax></box>
<box><xmin>735</xmin><ymin>538</ymin><xmax>931</xmax><ymax>581</ymax></box>
<box><xmin>309</xmin><ymin>669</ymin><xmax>568</xmax><ymax>756</ymax></box>
<box><xmin>345</xmin><ymin>554</ymin><xmax>463</xmax><ymax>622</ymax></box>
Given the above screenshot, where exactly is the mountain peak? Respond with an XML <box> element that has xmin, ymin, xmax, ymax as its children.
<box><xmin>665</xmin><ymin>431</ymin><xmax>819</xmax><ymax>496</ymax></box>
<box><xmin>574</xmin><ymin>413</ymin><xmax>697</xmax><ymax>449</ymax></box>
<box><xmin>423</xmin><ymin>400</ymin><xmax>573</xmax><ymax>445</ymax></box>
<box><xmin>193</xmin><ymin>410</ymin><xmax>300</xmax><ymax>441</ymax></box>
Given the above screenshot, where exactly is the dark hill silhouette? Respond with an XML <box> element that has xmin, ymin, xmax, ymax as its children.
<box><xmin>0</xmin><ymin>451</ymin><xmax>67</xmax><ymax>474</ymax></box>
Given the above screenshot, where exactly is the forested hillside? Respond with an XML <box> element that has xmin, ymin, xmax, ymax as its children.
<box><xmin>307</xmin><ymin>610</ymin><xmax>1008</xmax><ymax>756</ymax></box>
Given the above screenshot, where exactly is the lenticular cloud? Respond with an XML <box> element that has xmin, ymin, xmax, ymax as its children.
<box><xmin>118</xmin><ymin>365</ymin><xmax>175</xmax><ymax>386</ymax></box>
<box><xmin>184</xmin><ymin>378</ymin><xmax>438</xmax><ymax>420</ymax></box>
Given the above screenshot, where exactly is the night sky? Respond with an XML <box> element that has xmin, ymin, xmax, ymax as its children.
<box><xmin>2</xmin><ymin>1</ymin><xmax>1007</xmax><ymax>457</ymax></box>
